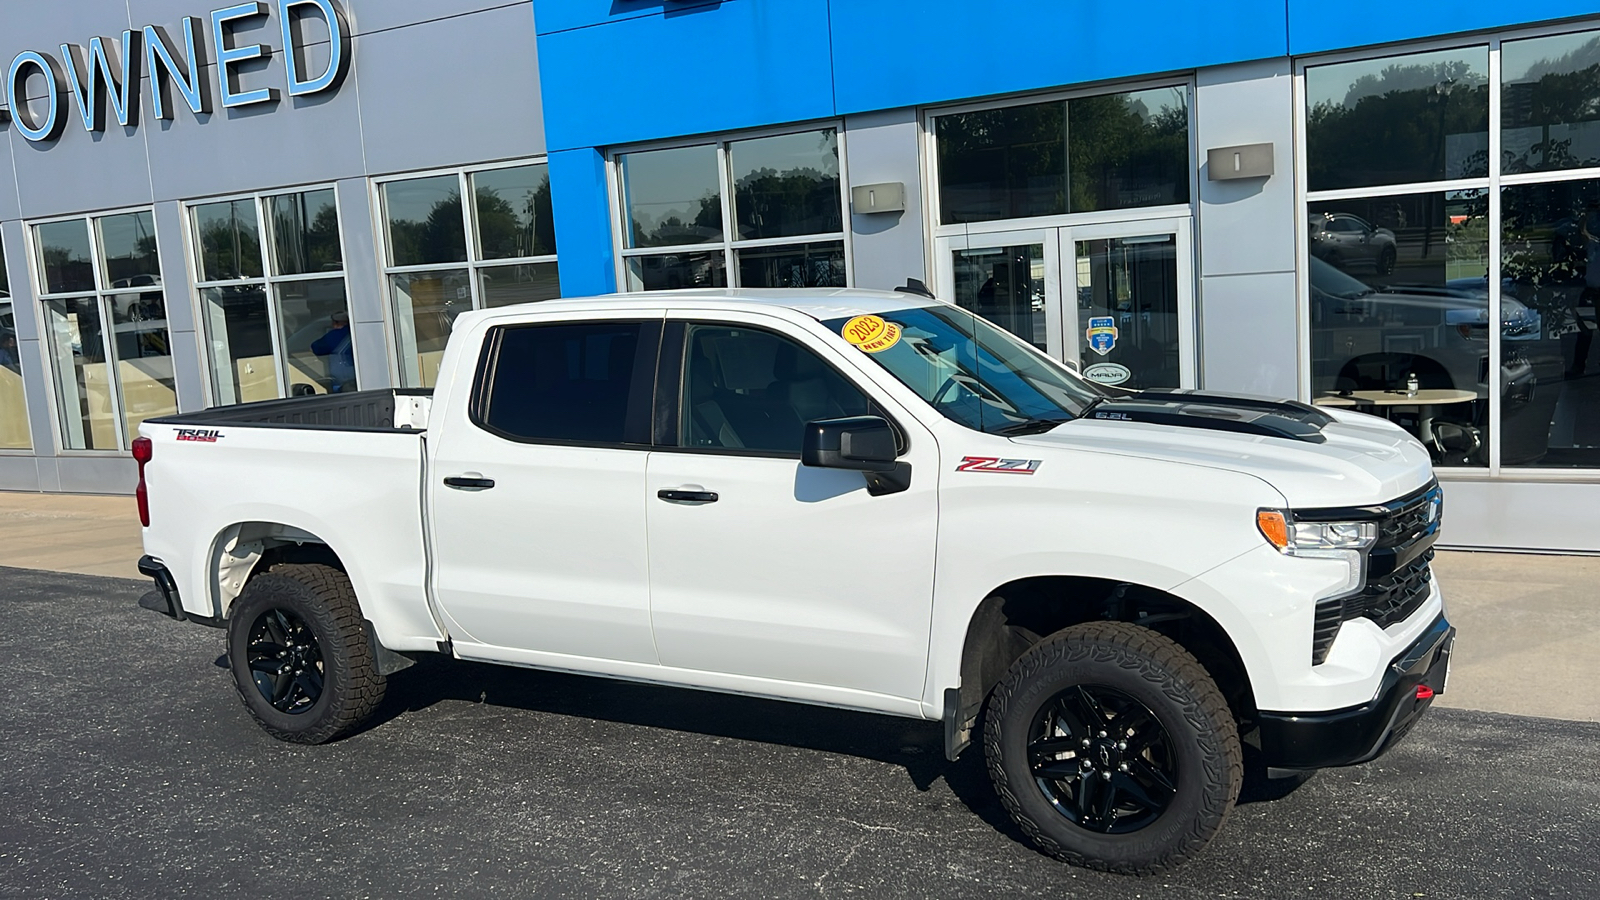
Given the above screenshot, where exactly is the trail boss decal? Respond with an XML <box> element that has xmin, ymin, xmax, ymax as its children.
<box><xmin>841</xmin><ymin>315</ymin><xmax>903</xmax><ymax>353</ymax></box>
<box><xmin>175</xmin><ymin>428</ymin><xmax>223</xmax><ymax>443</ymax></box>
<box><xmin>956</xmin><ymin>456</ymin><xmax>1042</xmax><ymax>475</ymax></box>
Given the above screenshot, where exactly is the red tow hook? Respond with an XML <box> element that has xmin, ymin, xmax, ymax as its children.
<box><xmin>1415</xmin><ymin>684</ymin><xmax>1435</xmax><ymax>700</ymax></box>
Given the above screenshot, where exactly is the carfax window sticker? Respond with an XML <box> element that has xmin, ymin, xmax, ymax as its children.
<box><xmin>956</xmin><ymin>456</ymin><xmax>1042</xmax><ymax>475</ymax></box>
<box><xmin>841</xmin><ymin>315</ymin><xmax>902</xmax><ymax>353</ymax></box>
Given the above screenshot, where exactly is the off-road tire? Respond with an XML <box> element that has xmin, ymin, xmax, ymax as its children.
<box><xmin>226</xmin><ymin>563</ymin><xmax>386</xmax><ymax>744</ymax></box>
<box><xmin>984</xmin><ymin>621</ymin><xmax>1242</xmax><ymax>875</ymax></box>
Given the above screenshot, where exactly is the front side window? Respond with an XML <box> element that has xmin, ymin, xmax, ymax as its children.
<box><xmin>0</xmin><ymin>248</ymin><xmax>32</xmax><ymax>450</ymax></box>
<box><xmin>823</xmin><ymin>305</ymin><xmax>1106</xmax><ymax>435</ymax></box>
<box><xmin>476</xmin><ymin>321</ymin><xmax>643</xmax><ymax>445</ymax></box>
<box><xmin>194</xmin><ymin>188</ymin><xmax>354</xmax><ymax>405</ymax></box>
<box><xmin>680</xmin><ymin>325</ymin><xmax>871</xmax><ymax>455</ymax></box>
<box><xmin>34</xmin><ymin>211</ymin><xmax>176</xmax><ymax>450</ymax></box>
<box><xmin>934</xmin><ymin>86</ymin><xmax>1190</xmax><ymax>224</ymax></box>
<box><xmin>381</xmin><ymin>162</ymin><xmax>560</xmax><ymax>388</ymax></box>
<box><xmin>616</xmin><ymin>129</ymin><xmax>846</xmax><ymax>291</ymax></box>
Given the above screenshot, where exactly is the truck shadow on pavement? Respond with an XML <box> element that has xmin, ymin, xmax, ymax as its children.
<box><xmin>353</xmin><ymin>655</ymin><xmax>1309</xmax><ymax>838</ymax></box>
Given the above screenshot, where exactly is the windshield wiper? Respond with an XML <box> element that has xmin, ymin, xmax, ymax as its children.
<box><xmin>995</xmin><ymin>417</ymin><xmax>1073</xmax><ymax>436</ymax></box>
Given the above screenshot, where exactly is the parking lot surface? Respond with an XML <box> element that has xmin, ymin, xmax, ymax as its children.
<box><xmin>2</xmin><ymin>566</ymin><xmax>1596</xmax><ymax>900</ymax></box>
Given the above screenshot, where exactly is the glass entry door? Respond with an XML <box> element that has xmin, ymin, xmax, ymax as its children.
<box><xmin>937</xmin><ymin>219</ymin><xmax>1194</xmax><ymax>389</ymax></box>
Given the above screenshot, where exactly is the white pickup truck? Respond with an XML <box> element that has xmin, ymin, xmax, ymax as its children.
<box><xmin>136</xmin><ymin>288</ymin><xmax>1453</xmax><ymax>874</ymax></box>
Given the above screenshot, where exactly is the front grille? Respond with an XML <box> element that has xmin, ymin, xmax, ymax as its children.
<box><xmin>1308</xmin><ymin>482</ymin><xmax>1441</xmax><ymax>665</ymax></box>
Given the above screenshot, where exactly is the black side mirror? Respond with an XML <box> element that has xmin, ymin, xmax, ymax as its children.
<box><xmin>802</xmin><ymin>416</ymin><xmax>898</xmax><ymax>472</ymax></box>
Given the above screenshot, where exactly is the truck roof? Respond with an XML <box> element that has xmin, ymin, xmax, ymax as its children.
<box><xmin>478</xmin><ymin>288</ymin><xmax>942</xmax><ymax>323</ymax></box>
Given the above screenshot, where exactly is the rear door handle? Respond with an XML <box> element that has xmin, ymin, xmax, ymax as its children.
<box><xmin>444</xmin><ymin>475</ymin><xmax>496</xmax><ymax>490</ymax></box>
<box><xmin>657</xmin><ymin>488</ymin><xmax>718</xmax><ymax>504</ymax></box>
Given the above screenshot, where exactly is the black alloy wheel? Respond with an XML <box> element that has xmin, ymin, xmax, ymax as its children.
<box><xmin>246</xmin><ymin>607</ymin><xmax>326</xmax><ymax>715</ymax></box>
<box><xmin>1027</xmin><ymin>684</ymin><xmax>1177</xmax><ymax>834</ymax></box>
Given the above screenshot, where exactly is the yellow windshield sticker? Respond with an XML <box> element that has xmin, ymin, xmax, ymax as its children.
<box><xmin>842</xmin><ymin>315</ymin><xmax>902</xmax><ymax>353</ymax></box>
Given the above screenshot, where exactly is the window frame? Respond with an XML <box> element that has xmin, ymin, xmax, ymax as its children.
<box><xmin>372</xmin><ymin>157</ymin><xmax>560</xmax><ymax>387</ymax></box>
<box><xmin>467</xmin><ymin>318</ymin><xmax>661</xmax><ymax>450</ymax></box>
<box><xmin>921</xmin><ymin>77</ymin><xmax>1200</xmax><ymax>240</ymax></box>
<box><xmin>183</xmin><ymin>183</ymin><xmax>353</xmax><ymax>406</ymax></box>
<box><xmin>1294</xmin><ymin>18</ymin><xmax>1600</xmax><ymax>481</ymax></box>
<box><xmin>25</xmin><ymin>205</ymin><xmax>171</xmax><ymax>454</ymax></box>
<box><xmin>656</xmin><ymin>318</ymin><xmax>907</xmax><ymax>461</ymax></box>
<box><xmin>606</xmin><ymin>121</ymin><xmax>854</xmax><ymax>291</ymax></box>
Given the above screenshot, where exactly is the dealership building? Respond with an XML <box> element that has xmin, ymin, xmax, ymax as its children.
<box><xmin>0</xmin><ymin>0</ymin><xmax>1597</xmax><ymax>552</ymax></box>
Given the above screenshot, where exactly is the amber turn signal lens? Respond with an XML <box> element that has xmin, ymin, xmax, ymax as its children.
<box><xmin>1257</xmin><ymin>509</ymin><xmax>1290</xmax><ymax>551</ymax></box>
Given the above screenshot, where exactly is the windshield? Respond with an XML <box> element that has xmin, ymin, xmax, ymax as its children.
<box><xmin>823</xmin><ymin>305</ymin><xmax>1110</xmax><ymax>434</ymax></box>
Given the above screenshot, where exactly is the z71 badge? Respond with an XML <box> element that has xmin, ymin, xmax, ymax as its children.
<box><xmin>956</xmin><ymin>456</ymin><xmax>1042</xmax><ymax>475</ymax></box>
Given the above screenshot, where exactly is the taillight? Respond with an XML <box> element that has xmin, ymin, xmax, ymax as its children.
<box><xmin>132</xmin><ymin>437</ymin><xmax>152</xmax><ymax>527</ymax></box>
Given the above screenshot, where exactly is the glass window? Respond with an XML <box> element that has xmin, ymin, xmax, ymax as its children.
<box><xmin>193</xmin><ymin>200</ymin><xmax>263</xmax><ymax>281</ymax></box>
<box><xmin>1306</xmin><ymin>192</ymin><xmax>1490</xmax><ymax>466</ymax></box>
<box><xmin>35</xmin><ymin>220</ymin><xmax>95</xmax><ymax>295</ymax></box>
<box><xmin>1306</xmin><ymin>47</ymin><xmax>1490</xmax><ymax>191</ymax></box>
<box><xmin>269</xmin><ymin>189</ymin><xmax>342</xmax><ymax>276</ymax></box>
<box><xmin>729</xmin><ymin>130</ymin><xmax>841</xmax><ymax>240</ymax></box>
<box><xmin>936</xmin><ymin>101</ymin><xmax>1066</xmax><ymax>224</ymax></box>
<box><xmin>619</xmin><ymin>145</ymin><xmax>722</xmax><ymax>248</ymax></box>
<box><xmin>624</xmin><ymin>250</ymin><xmax>727</xmax><ymax>292</ymax></box>
<box><xmin>472</xmin><ymin>165</ymin><xmax>555</xmax><ymax>260</ymax></box>
<box><xmin>934</xmin><ymin>87</ymin><xmax>1192</xmax><ymax>224</ymax></box>
<box><xmin>681</xmin><ymin>325</ymin><xmax>872</xmax><ymax>454</ymax></box>
<box><xmin>480</xmin><ymin>263</ymin><xmax>561</xmax><ymax>309</ymax></box>
<box><xmin>1501</xmin><ymin>178</ymin><xmax>1600</xmax><ymax>467</ymax></box>
<box><xmin>0</xmin><ymin>253</ymin><xmax>32</xmax><ymax>448</ymax></box>
<box><xmin>951</xmin><ymin>243</ymin><xmax>1047</xmax><ymax>352</ymax></box>
<box><xmin>1502</xmin><ymin>30</ymin><xmax>1600</xmax><ymax>174</ymax></box>
<box><xmin>35</xmin><ymin>212</ymin><xmax>176</xmax><ymax>451</ymax></box>
<box><xmin>615</xmin><ymin>133</ymin><xmax>847</xmax><ymax>291</ymax></box>
<box><xmin>380</xmin><ymin>162</ymin><xmax>563</xmax><ymax>387</ymax></box>
<box><xmin>193</xmin><ymin>189</ymin><xmax>354</xmax><ymax>404</ymax></box>
<box><xmin>383</xmin><ymin>175</ymin><xmax>467</xmax><ymax>267</ymax></box>
<box><xmin>479</xmin><ymin>322</ymin><xmax>643</xmax><ymax>444</ymax></box>
<box><xmin>735</xmin><ymin>241</ymin><xmax>845</xmax><ymax>288</ymax></box>
<box><xmin>1068</xmin><ymin>87</ymin><xmax>1190</xmax><ymax>213</ymax></box>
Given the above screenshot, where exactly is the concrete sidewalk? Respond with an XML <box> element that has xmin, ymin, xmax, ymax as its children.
<box><xmin>0</xmin><ymin>489</ymin><xmax>1593</xmax><ymax>722</ymax></box>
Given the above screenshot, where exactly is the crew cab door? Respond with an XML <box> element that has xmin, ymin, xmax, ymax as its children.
<box><xmin>644</xmin><ymin>312</ymin><xmax>939</xmax><ymax>702</ymax></box>
<box><xmin>428</xmin><ymin>312</ymin><xmax>662</xmax><ymax>663</ymax></box>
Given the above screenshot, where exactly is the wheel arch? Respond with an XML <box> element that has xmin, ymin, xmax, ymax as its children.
<box><xmin>208</xmin><ymin>521</ymin><xmax>350</xmax><ymax>619</ymax></box>
<box><xmin>949</xmin><ymin>575</ymin><xmax>1256</xmax><ymax>759</ymax></box>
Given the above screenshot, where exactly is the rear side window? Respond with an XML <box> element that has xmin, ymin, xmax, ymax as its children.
<box><xmin>476</xmin><ymin>321</ymin><xmax>650</xmax><ymax>444</ymax></box>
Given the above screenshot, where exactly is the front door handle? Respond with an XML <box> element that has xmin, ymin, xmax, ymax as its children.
<box><xmin>657</xmin><ymin>488</ymin><xmax>718</xmax><ymax>504</ymax></box>
<box><xmin>444</xmin><ymin>475</ymin><xmax>496</xmax><ymax>490</ymax></box>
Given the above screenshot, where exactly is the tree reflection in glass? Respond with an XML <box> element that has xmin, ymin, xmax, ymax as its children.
<box><xmin>1503</xmin><ymin>30</ymin><xmax>1600</xmax><ymax>174</ymax></box>
<box><xmin>729</xmin><ymin>130</ymin><xmax>841</xmax><ymax>241</ymax></box>
<box><xmin>619</xmin><ymin>145</ymin><xmax>723</xmax><ymax>248</ymax></box>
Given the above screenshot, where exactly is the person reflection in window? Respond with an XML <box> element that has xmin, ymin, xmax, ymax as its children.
<box><xmin>0</xmin><ymin>332</ymin><xmax>18</xmax><ymax>374</ymax></box>
<box><xmin>311</xmin><ymin>311</ymin><xmax>356</xmax><ymax>392</ymax></box>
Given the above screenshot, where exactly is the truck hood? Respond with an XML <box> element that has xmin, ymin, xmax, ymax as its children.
<box><xmin>1013</xmin><ymin>395</ymin><xmax>1434</xmax><ymax>509</ymax></box>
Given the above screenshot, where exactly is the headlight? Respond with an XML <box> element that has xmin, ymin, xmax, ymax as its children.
<box><xmin>1256</xmin><ymin>510</ymin><xmax>1376</xmax><ymax>554</ymax></box>
<box><xmin>1257</xmin><ymin>510</ymin><xmax>1377</xmax><ymax>597</ymax></box>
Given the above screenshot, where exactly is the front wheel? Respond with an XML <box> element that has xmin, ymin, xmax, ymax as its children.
<box><xmin>226</xmin><ymin>563</ymin><xmax>386</xmax><ymax>744</ymax></box>
<box><xmin>984</xmin><ymin>622</ymin><xmax>1242</xmax><ymax>875</ymax></box>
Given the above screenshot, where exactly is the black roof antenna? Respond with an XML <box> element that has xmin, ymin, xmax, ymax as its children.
<box><xmin>895</xmin><ymin>278</ymin><xmax>936</xmax><ymax>300</ymax></box>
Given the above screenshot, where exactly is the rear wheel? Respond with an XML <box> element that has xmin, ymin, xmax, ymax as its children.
<box><xmin>984</xmin><ymin>622</ymin><xmax>1241</xmax><ymax>874</ymax></box>
<box><xmin>226</xmin><ymin>563</ymin><xmax>386</xmax><ymax>744</ymax></box>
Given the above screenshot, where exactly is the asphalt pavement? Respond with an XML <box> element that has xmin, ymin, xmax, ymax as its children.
<box><xmin>2</xmin><ymin>566</ymin><xmax>1596</xmax><ymax>900</ymax></box>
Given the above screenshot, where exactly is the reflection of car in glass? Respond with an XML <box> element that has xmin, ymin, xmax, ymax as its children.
<box><xmin>1309</xmin><ymin>213</ymin><xmax>1398</xmax><ymax>275</ymax></box>
<box><xmin>1311</xmin><ymin>258</ymin><xmax>1561</xmax><ymax>464</ymax></box>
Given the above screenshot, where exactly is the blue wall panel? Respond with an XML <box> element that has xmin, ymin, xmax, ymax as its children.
<box><xmin>827</xmin><ymin>0</ymin><xmax>1289</xmax><ymax>113</ymax></box>
<box><xmin>549</xmin><ymin>148</ymin><xmax>620</xmax><ymax>297</ymax></box>
<box><xmin>1288</xmin><ymin>0</ymin><xmax>1600</xmax><ymax>56</ymax></box>
<box><xmin>536</xmin><ymin>0</ymin><xmax>836</xmax><ymax>152</ymax></box>
<box><xmin>535</xmin><ymin>0</ymin><xmax>729</xmax><ymax>36</ymax></box>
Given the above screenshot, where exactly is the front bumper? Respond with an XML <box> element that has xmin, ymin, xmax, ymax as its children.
<box><xmin>1257</xmin><ymin>613</ymin><xmax>1454</xmax><ymax>770</ymax></box>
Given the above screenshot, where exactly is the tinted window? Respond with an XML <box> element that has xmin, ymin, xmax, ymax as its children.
<box><xmin>1502</xmin><ymin>29</ymin><xmax>1600</xmax><ymax>174</ymax></box>
<box><xmin>682</xmin><ymin>325</ymin><xmax>871</xmax><ymax>454</ymax></box>
<box><xmin>937</xmin><ymin>100</ymin><xmax>1067</xmax><ymax>224</ymax></box>
<box><xmin>480</xmin><ymin>322</ymin><xmax>644</xmax><ymax>444</ymax></box>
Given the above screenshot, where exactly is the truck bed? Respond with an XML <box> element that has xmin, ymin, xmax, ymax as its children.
<box><xmin>147</xmin><ymin>389</ymin><xmax>433</xmax><ymax>432</ymax></box>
